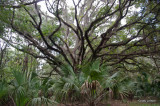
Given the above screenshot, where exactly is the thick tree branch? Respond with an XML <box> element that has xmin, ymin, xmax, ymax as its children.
<box><xmin>0</xmin><ymin>0</ymin><xmax>44</xmax><ymax>8</ymax></box>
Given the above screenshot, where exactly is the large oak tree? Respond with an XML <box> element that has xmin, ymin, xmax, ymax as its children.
<box><xmin>0</xmin><ymin>0</ymin><xmax>160</xmax><ymax>75</ymax></box>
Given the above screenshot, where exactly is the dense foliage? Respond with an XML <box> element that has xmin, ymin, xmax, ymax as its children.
<box><xmin>0</xmin><ymin>0</ymin><xmax>160</xmax><ymax>106</ymax></box>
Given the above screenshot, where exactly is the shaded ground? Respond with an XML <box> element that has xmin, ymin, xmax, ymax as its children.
<box><xmin>58</xmin><ymin>100</ymin><xmax>160</xmax><ymax>106</ymax></box>
<box><xmin>2</xmin><ymin>99</ymin><xmax>160</xmax><ymax>106</ymax></box>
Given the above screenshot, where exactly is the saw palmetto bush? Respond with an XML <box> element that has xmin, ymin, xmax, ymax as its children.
<box><xmin>134</xmin><ymin>72</ymin><xmax>160</xmax><ymax>98</ymax></box>
<box><xmin>0</xmin><ymin>80</ymin><xmax>12</xmax><ymax>106</ymax></box>
<box><xmin>51</xmin><ymin>62</ymin><xmax>107</xmax><ymax>105</ymax></box>
<box><xmin>0</xmin><ymin>69</ymin><xmax>55</xmax><ymax>106</ymax></box>
<box><xmin>103</xmin><ymin>71</ymin><xmax>136</xmax><ymax>100</ymax></box>
<box><xmin>82</xmin><ymin>61</ymin><xmax>136</xmax><ymax>104</ymax></box>
<box><xmin>51</xmin><ymin>64</ymin><xmax>81</xmax><ymax>103</ymax></box>
<box><xmin>80</xmin><ymin>60</ymin><xmax>110</xmax><ymax>106</ymax></box>
<box><xmin>52</xmin><ymin>61</ymin><xmax>136</xmax><ymax>106</ymax></box>
<box><xmin>12</xmin><ymin>70</ymin><xmax>56</xmax><ymax>106</ymax></box>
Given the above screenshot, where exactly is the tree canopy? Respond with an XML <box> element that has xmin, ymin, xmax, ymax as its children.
<box><xmin>0</xmin><ymin>0</ymin><xmax>160</xmax><ymax>74</ymax></box>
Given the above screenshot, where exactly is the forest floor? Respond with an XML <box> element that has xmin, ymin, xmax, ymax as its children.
<box><xmin>58</xmin><ymin>100</ymin><xmax>160</xmax><ymax>106</ymax></box>
<box><xmin>2</xmin><ymin>98</ymin><xmax>160</xmax><ymax>106</ymax></box>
